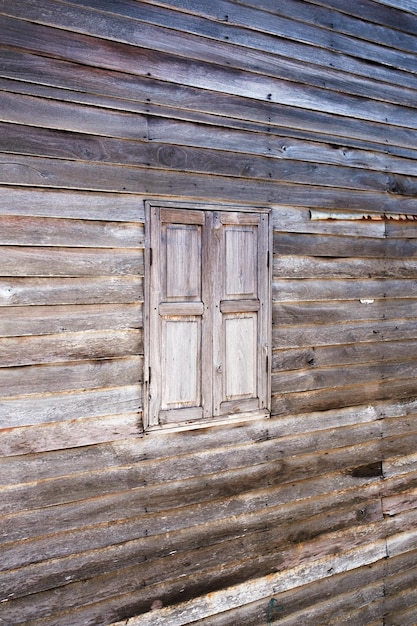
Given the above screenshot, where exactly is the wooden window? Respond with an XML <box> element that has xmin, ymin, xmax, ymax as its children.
<box><xmin>144</xmin><ymin>202</ymin><xmax>271</xmax><ymax>430</ymax></box>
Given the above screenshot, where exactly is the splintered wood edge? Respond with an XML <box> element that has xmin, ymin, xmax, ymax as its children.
<box><xmin>310</xmin><ymin>209</ymin><xmax>417</xmax><ymax>221</ymax></box>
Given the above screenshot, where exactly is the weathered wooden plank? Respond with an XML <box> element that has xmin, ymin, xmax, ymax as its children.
<box><xmin>312</xmin><ymin>0</ymin><xmax>417</xmax><ymax>34</ymax></box>
<box><xmin>376</xmin><ymin>397</ymin><xmax>417</xmax><ymax>418</ymax></box>
<box><xmin>0</xmin><ymin>384</ymin><xmax>141</xmax><ymax>428</ymax></box>
<box><xmin>273</xmin><ymin>339</ymin><xmax>417</xmax><ymax>372</ymax></box>
<box><xmin>382</xmin><ymin>413</ymin><xmax>417</xmax><ymax>438</ymax></box>
<box><xmin>0</xmin><ymin>413</ymin><xmax>143</xmax><ymax>457</ymax></box>
<box><xmin>0</xmin><ymin>500</ymin><xmax>383</xmax><ymax>611</ymax></box>
<box><xmin>375</xmin><ymin>0</ymin><xmax>417</xmax><ymax>16</ymax></box>
<box><xmin>0</xmin><ymin>484</ymin><xmax>382</xmax><ymax>578</ymax></box>
<box><xmin>272</xmin><ymin>377</ymin><xmax>417</xmax><ymax>416</ymax></box>
<box><xmin>0</xmin><ymin>246</ymin><xmax>143</xmax><ymax>277</ymax></box>
<box><xmin>0</xmin><ymin>415</ymin><xmax>381</xmax><ymax>487</ymax></box>
<box><xmin>0</xmin><ymin>214</ymin><xmax>144</xmax><ymax>248</ymax></box>
<box><xmin>0</xmin><ymin>437</ymin><xmax>383</xmax><ymax>521</ymax></box>
<box><xmin>374</xmin><ymin>509</ymin><xmax>417</xmax><ymax>555</ymax></box>
<box><xmin>2</xmin><ymin>154</ymin><xmax>417</xmax><ymax>214</ymax></box>
<box><xmin>0</xmin><ymin>89</ymin><xmax>148</xmax><ymax>139</ymax></box>
<box><xmin>231</xmin><ymin>0</ymin><xmax>416</xmax><ymax>52</ymax></box>
<box><xmin>0</xmin><ymin>356</ymin><xmax>142</xmax><ymax>399</ymax></box>
<box><xmin>148</xmin><ymin>117</ymin><xmax>417</xmax><ymax>174</ymax></box>
<box><xmin>0</xmin><ymin>463</ymin><xmax>385</xmax><ymax>555</ymax></box>
<box><xmin>385</xmin><ymin>220</ymin><xmax>417</xmax><ymax>238</ymax></box>
<box><xmin>0</xmin><ymin>412</ymin><xmax>142</xmax><ymax>457</ymax></box>
<box><xmin>383</xmin><ymin>487</ymin><xmax>417</xmax><ymax>516</ymax></box>
<box><xmin>1</xmin><ymin>525</ymin><xmax>386</xmax><ymax>626</ymax></box>
<box><xmin>385</xmin><ymin>563</ymin><xmax>417</xmax><ymax>622</ymax></box>
<box><xmin>4</xmin><ymin>428</ymin><xmax>379</xmax><ymax>507</ymax></box>
<box><xmin>385</xmin><ymin>542</ymin><xmax>417</xmax><ymax>626</ymax></box>
<box><xmin>383</xmin><ymin>539</ymin><xmax>417</xmax><ymax>625</ymax></box>
<box><xmin>0</xmin><ymin>276</ymin><xmax>143</xmax><ymax>306</ymax></box>
<box><xmin>0</xmin><ymin>3</ymin><xmax>415</xmax><ymax>624</ymax></box>
<box><xmin>384</xmin><ymin>450</ymin><xmax>417</xmax><ymax>479</ymax></box>
<box><xmin>56</xmin><ymin>542</ymin><xmax>387</xmax><ymax>626</ymax></box>
<box><xmin>0</xmin><ymin>464</ymin><xmax>384</xmax><ymax>549</ymax></box>
<box><xmin>0</xmin><ymin>303</ymin><xmax>142</xmax><ymax>338</ymax></box>
<box><xmin>0</xmin><ymin>401</ymin><xmax>380</xmax><ymax>481</ymax></box>
<box><xmin>273</xmin><ymin>318</ymin><xmax>417</xmax><ymax>349</ymax></box>
<box><xmin>385</xmin><ymin>548</ymin><xmax>417</xmax><ymax>586</ymax></box>
<box><xmin>252</xmin><ymin>581</ymin><xmax>384</xmax><ymax>626</ymax></box>
<box><xmin>4</xmin><ymin>0</ymin><xmax>417</xmax><ymax>102</ymax></box>
<box><xmin>136</xmin><ymin>0</ymin><xmax>417</xmax><ymax>68</ymax></box>
<box><xmin>3</xmin><ymin>51</ymin><xmax>417</xmax><ymax>161</ymax></box>
<box><xmin>0</xmin><ymin>329</ymin><xmax>142</xmax><ymax>367</ymax></box>
<box><xmin>273</xmin><ymin>206</ymin><xmax>386</xmax><ymax>237</ymax></box>
<box><xmin>0</xmin><ymin>186</ymin><xmax>145</xmax><ymax>221</ymax></box>
<box><xmin>195</xmin><ymin>558</ymin><xmax>385</xmax><ymax>625</ymax></box>
<box><xmin>273</xmin><ymin>299</ymin><xmax>417</xmax><ymax>326</ymax></box>
<box><xmin>275</xmin><ymin>232</ymin><xmax>417</xmax><ymax>258</ymax></box>
<box><xmin>383</xmin><ymin>431</ymin><xmax>417</xmax><ymax>462</ymax></box>
<box><xmin>0</xmin><ymin>494</ymin><xmax>383</xmax><ymax>598</ymax></box>
<box><xmin>272</xmin><ymin>358</ymin><xmax>417</xmax><ymax>394</ymax></box>
<box><xmin>385</xmin><ymin>605</ymin><xmax>417</xmax><ymax>626</ymax></box>
<box><xmin>1</xmin><ymin>10</ymin><xmax>417</xmax><ymax>127</ymax></box>
<box><xmin>5</xmin><ymin>121</ymin><xmax>417</xmax><ymax>192</ymax></box>
<box><xmin>4</xmin><ymin>114</ymin><xmax>417</xmax><ymax>190</ymax></box>
<box><xmin>273</xmin><ymin>255</ymin><xmax>417</xmax><ymax>279</ymax></box>
<box><xmin>273</xmin><ymin>278</ymin><xmax>417</xmax><ymax>302</ymax></box>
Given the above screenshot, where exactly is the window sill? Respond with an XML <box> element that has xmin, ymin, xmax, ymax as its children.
<box><xmin>145</xmin><ymin>409</ymin><xmax>271</xmax><ymax>434</ymax></box>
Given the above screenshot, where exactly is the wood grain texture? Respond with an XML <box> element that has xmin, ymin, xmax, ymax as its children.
<box><xmin>0</xmin><ymin>356</ymin><xmax>142</xmax><ymax>398</ymax></box>
<box><xmin>1</xmin><ymin>0</ymin><xmax>417</xmax><ymax>624</ymax></box>
<box><xmin>3</xmin><ymin>1</ymin><xmax>417</xmax><ymax>102</ymax></box>
<box><xmin>0</xmin><ymin>246</ymin><xmax>143</xmax><ymax>277</ymax></box>
<box><xmin>0</xmin><ymin>412</ymin><xmax>142</xmax><ymax>456</ymax></box>
<box><xmin>2</xmin><ymin>153</ymin><xmax>417</xmax><ymax>215</ymax></box>
<box><xmin>0</xmin><ymin>329</ymin><xmax>142</xmax><ymax>367</ymax></box>
<box><xmin>0</xmin><ymin>9</ymin><xmax>416</xmax><ymax>130</ymax></box>
<box><xmin>0</xmin><ymin>303</ymin><xmax>142</xmax><ymax>337</ymax></box>
<box><xmin>0</xmin><ymin>385</ymin><xmax>141</xmax><ymax>427</ymax></box>
<box><xmin>0</xmin><ymin>214</ymin><xmax>144</xmax><ymax>248</ymax></box>
<box><xmin>3</xmin><ymin>50</ymin><xmax>417</xmax><ymax>161</ymax></box>
<box><xmin>0</xmin><ymin>89</ymin><xmax>148</xmax><ymax>139</ymax></box>
<box><xmin>5</xmin><ymin>121</ymin><xmax>417</xmax><ymax>191</ymax></box>
<box><xmin>0</xmin><ymin>276</ymin><xmax>143</xmax><ymax>306</ymax></box>
<box><xmin>0</xmin><ymin>186</ymin><xmax>145</xmax><ymax>221</ymax></box>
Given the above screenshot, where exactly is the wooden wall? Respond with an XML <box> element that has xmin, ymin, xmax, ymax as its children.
<box><xmin>1</xmin><ymin>1</ymin><xmax>417</xmax><ymax>624</ymax></box>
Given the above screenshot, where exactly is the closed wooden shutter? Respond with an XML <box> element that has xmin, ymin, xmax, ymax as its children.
<box><xmin>213</xmin><ymin>211</ymin><xmax>270</xmax><ymax>416</ymax></box>
<box><xmin>145</xmin><ymin>203</ymin><xmax>270</xmax><ymax>429</ymax></box>
<box><xmin>147</xmin><ymin>206</ymin><xmax>209</xmax><ymax>426</ymax></box>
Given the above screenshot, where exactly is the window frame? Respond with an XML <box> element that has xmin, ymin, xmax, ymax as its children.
<box><xmin>144</xmin><ymin>200</ymin><xmax>272</xmax><ymax>432</ymax></box>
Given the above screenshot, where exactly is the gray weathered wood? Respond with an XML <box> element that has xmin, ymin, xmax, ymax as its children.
<box><xmin>0</xmin><ymin>356</ymin><xmax>142</xmax><ymax>398</ymax></box>
<box><xmin>0</xmin><ymin>276</ymin><xmax>143</xmax><ymax>306</ymax></box>
<box><xmin>0</xmin><ymin>246</ymin><xmax>143</xmax><ymax>277</ymax></box>
<box><xmin>0</xmin><ymin>384</ymin><xmax>141</xmax><ymax>428</ymax></box>
<box><xmin>0</xmin><ymin>303</ymin><xmax>142</xmax><ymax>337</ymax></box>
<box><xmin>1</xmin><ymin>1</ymin><xmax>417</xmax><ymax>624</ymax></box>
<box><xmin>0</xmin><ymin>214</ymin><xmax>144</xmax><ymax>248</ymax></box>
<box><xmin>0</xmin><ymin>329</ymin><xmax>142</xmax><ymax>367</ymax></box>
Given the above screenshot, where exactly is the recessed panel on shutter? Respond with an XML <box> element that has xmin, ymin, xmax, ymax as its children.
<box><xmin>224</xmin><ymin>313</ymin><xmax>257</xmax><ymax>399</ymax></box>
<box><xmin>164</xmin><ymin>224</ymin><xmax>201</xmax><ymax>299</ymax></box>
<box><xmin>225</xmin><ymin>226</ymin><xmax>257</xmax><ymax>298</ymax></box>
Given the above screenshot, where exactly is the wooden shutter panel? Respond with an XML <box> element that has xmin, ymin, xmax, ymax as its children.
<box><xmin>147</xmin><ymin>207</ymin><xmax>210</xmax><ymax>427</ymax></box>
<box><xmin>145</xmin><ymin>203</ymin><xmax>270</xmax><ymax>429</ymax></box>
<box><xmin>213</xmin><ymin>211</ymin><xmax>270</xmax><ymax>417</ymax></box>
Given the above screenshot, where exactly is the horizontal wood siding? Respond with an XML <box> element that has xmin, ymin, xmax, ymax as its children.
<box><xmin>0</xmin><ymin>1</ymin><xmax>417</xmax><ymax>624</ymax></box>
